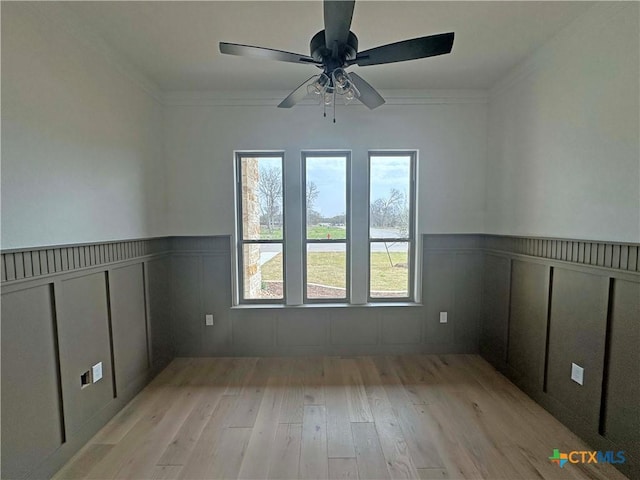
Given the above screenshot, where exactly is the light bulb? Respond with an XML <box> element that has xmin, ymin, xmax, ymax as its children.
<box><xmin>324</xmin><ymin>91</ymin><xmax>333</xmax><ymax>105</ymax></box>
<box><xmin>308</xmin><ymin>74</ymin><xmax>330</xmax><ymax>96</ymax></box>
<box><xmin>345</xmin><ymin>88</ymin><xmax>355</xmax><ymax>101</ymax></box>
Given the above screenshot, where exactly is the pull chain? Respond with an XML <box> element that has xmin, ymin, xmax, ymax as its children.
<box><xmin>333</xmin><ymin>89</ymin><xmax>336</xmax><ymax>123</ymax></box>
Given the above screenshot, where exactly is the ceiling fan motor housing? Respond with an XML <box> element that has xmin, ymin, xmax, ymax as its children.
<box><xmin>310</xmin><ymin>30</ymin><xmax>358</xmax><ymax>70</ymax></box>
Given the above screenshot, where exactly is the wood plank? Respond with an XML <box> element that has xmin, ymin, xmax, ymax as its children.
<box><xmin>157</xmin><ymin>359</ymin><xmax>231</xmax><ymax>465</ymax></box>
<box><xmin>176</xmin><ymin>395</ymin><xmax>237</xmax><ymax>479</ymax></box>
<box><xmin>182</xmin><ymin>427</ymin><xmax>251</xmax><ymax>480</ymax></box>
<box><xmin>267</xmin><ymin>424</ymin><xmax>302</xmax><ymax>480</ymax></box>
<box><xmin>223</xmin><ymin>356</ymin><xmax>257</xmax><ymax>396</ymax></box>
<box><xmin>238</xmin><ymin>376</ymin><xmax>286</xmax><ymax>479</ymax></box>
<box><xmin>91</xmin><ymin>359</ymin><xmax>196</xmax><ymax>445</ymax></box>
<box><xmin>279</xmin><ymin>366</ymin><xmax>304</xmax><ymax>423</ymax></box>
<box><xmin>372</xmin><ymin>357</ymin><xmax>444</xmax><ymax>469</ymax></box>
<box><xmin>352</xmin><ymin>422</ymin><xmax>390</xmax><ymax>480</ymax></box>
<box><xmin>299</xmin><ymin>405</ymin><xmax>328</xmax><ymax>480</ymax></box>
<box><xmin>328</xmin><ymin>458</ymin><xmax>358</xmax><ymax>480</ymax></box>
<box><xmin>356</xmin><ymin>357</ymin><xmax>419</xmax><ymax>479</ymax></box>
<box><xmin>150</xmin><ymin>466</ymin><xmax>182</xmax><ymax>480</ymax></box>
<box><xmin>86</xmin><ymin>363</ymin><xmax>208</xmax><ymax>479</ymax></box>
<box><xmin>417</xmin><ymin>468</ymin><xmax>449</xmax><ymax>479</ymax></box>
<box><xmin>52</xmin><ymin>444</ymin><xmax>113</xmax><ymax>480</ymax></box>
<box><xmin>302</xmin><ymin>357</ymin><xmax>325</xmax><ymax>405</ymax></box>
<box><xmin>227</xmin><ymin>357</ymin><xmax>273</xmax><ymax>427</ymax></box>
<box><xmin>324</xmin><ymin>357</ymin><xmax>356</xmax><ymax>458</ymax></box>
<box><xmin>341</xmin><ymin>358</ymin><xmax>373</xmax><ymax>422</ymax></box>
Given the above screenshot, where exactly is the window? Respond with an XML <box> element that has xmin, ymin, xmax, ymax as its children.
<box><xmin>236</xmin><ymin>153</ymin><xmax>285</xmax><ymax>303</ymax></box>
<box><xmin>369</xmin><ymin>152</ymin><xmax>416</xmax><ymax>300</ymax></box>
<box><xmin>234</xmin><ymin>150</ymin><xmax>417</xmax><ymax>305</ymax></box>
<box><xmin>303</xmin><ymin>152</ymin><xmax>350</xmax><ymax>302</ymax></box>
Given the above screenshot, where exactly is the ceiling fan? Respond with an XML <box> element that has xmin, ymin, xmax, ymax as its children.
<box><xmin>219</xmin><ymin>0</ymin><xmax>454</xmax><ymax>119</ymax></box>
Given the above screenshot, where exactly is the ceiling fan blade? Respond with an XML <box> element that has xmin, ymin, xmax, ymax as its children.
<box><xmin>324</xmin><ymin>0</ymin><xmax>355</xmax><ymax>50</ymax></box>
<box><xmin>278</xmin><ymin>75</ymin><xmax>318</xmax><ymax>108</ymax></box>
<box><xmin>354</xmin><ymin>32</ymin><xmax>454</xmax><ymax>67</ymax></box>
<box><xmin>219</xmin><ymin>42</ymin><xmax>319</xmax><ymax>65</ymax></box>
<box><xmin>349</xmin><ymin>73</ymin><xmax>385</xmax><ymax>110</ymax></box>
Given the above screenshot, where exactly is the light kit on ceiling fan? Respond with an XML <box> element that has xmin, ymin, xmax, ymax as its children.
<box><xmin>219</xmin><ymin>0</ymin><xmax>454</xmax><ymax>121</ymax></box>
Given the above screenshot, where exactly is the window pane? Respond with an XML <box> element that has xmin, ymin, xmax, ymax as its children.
<box><xmin>370</xmin><ymin>241</ymin><xmax>410</xmax><ymax>298</ymax></box>
<box><xmin>369</xmin><ymin>155</ymin><xmax>411</xmax><ymax>239</ymax></box>
<box><xmin>243</xmin><ymin>243</ymin><xmax>283</xmax><ymax>300</ymax></box>
<box><xmin>306</xmin><ymin>243</ymin><xmax>347</xmax><ymax>299</ymax></box>
<box><xmin>305</xmin><ymin>156</ymin><xmax>347</xmax><ymax>240</ymax></box>
<box><xmin>240</xmin><ymin>156</ymin><xmax>283</xmax><ymax>240</ymax></box>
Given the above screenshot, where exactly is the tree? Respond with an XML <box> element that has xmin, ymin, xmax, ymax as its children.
<box><xmin>258</xmin><ymin>166</ymin><xmax>282</xmax><ymax>232</ymax></box>
<box><xmin>370</xmin><ymin>188</ymin><xmax>404</xmax><ymax>228</ymax></box>
<box><xmin>306</xmin><ymin>181</ymin><xmax>322</xmax><ymax>225</ymax></box>
<box><xmin>306</xmin><ymin>181</ymin><xmax>319</xmax><ymax>211</ymax></box>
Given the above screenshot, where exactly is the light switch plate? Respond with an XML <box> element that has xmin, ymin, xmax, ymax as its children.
<box><xmin>439</xmin><ymin>312</ymin><xmax>448</xmax><ymax>323</ymax></box>
<box><xmin>571</xmin><ymin>363</ymin><xmax>584</xmax><ymax>385</ymax></box>
<box><xmin>205</xmin><ymin>314</ymin><xmax>214</xmax><ymax>326</ymax></box>
<box><xmin>92</xmin><ymin>362</ymin><xmax>103</xmax><ymax>383</ymax></box>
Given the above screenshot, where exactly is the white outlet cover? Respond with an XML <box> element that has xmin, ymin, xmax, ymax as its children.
<box><xmin>571</xmin><ymin>363</ymin><xmax>584</xmax><ymax>385</ymax></box>
<box><xmin>92</xmin><ymin>362</ymin><xmax>103</xmax><ymax>383</ymax></box>
<box><xmin>439</xmin><ymin>312</ymin><xmax>448</xmax><ymax>323</ymax></box>
<box><xmin>205</xmin><ymin>314</ymin><xmax>214</xmax><ymax>326</ymax></box>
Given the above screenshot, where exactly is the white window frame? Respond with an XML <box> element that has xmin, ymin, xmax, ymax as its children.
<box><xmin>367</xmin><ymin>151</ymin><xmax>417</xmax><ymax>302</ymax></box>
<box><xmin>302</xmin><ymin>151</ymin><xmax>351</xmax><ymax>303</ymax></box>
<box><xmin>235</xmin><ymin>152</ymin><xmax>286</xmax><ymax>304</ymax></box>
<box><xmin>233</xmin><ymin>149</ymin><xmax>419</xmax><ymax>306</ymax></box>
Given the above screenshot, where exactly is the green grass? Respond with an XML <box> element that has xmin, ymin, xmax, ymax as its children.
<box><xmin>260</xmin><ymin>251</ymin><xmax>408</xmax><ymax>292</ymax></box>
<box><xmin>306</xmin><ymin>225</ymin><xmax>346</xmax><ymax>240</ymax></box>
<box><xmin>260</xmin><ymin>225</ymin><xmax>346</xmax><ymax>240</ymax></box>
<box><xmin>259</xmin><ymin>227</ymin><xmax>283</xmax><ymax>240</ymax></box>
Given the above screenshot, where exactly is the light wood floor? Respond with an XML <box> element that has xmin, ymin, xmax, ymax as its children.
<box><xmin>54</xmin><ymin>355</ymin><xmax>628</xmax><ymax>480</ymax></box>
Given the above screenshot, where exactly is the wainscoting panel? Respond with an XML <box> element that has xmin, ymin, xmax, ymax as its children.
<box><xmin>480</xmin><ymin>254</ymin><xmax>511</xmax><ymax>367</ymax></box>
<box><xmin>604</xmin><ymin>279</ymin><xmax>640</xmax><ymax>457</ymax></box>
<box><xmin>171</xmin><ymin>255</ymin><xmax>202</xmax><ymax>356</ymax></box>
<box><xmin>168</xmin><ymin>236</ymin><xmax>483</xmax><ymax>356</ymax></box>
<box><xmin>477</xmin><ymin>235</ymin><xmax>639</xmax><ymax>479</ymax></box>
<box><xmin>146</xmin><ymin>256</ymin><xmax>173</xmax><ymax>366</ymax></box>
<box><xmin>201</xmin><ymin>255</ymin><xmax>233</xmax><ymax>353</ymax></box>
<box><xmin>546</xmin><ymin>268</ymin><xmax>609</xmax><ymax>433</ymax></box>
<box><xmin>109</xmin><ymin>263</ymin><xmax>150</xmax><ymax>394</ymax></box>
<box><xmin>1</xmin><ymin>239</ymin><xmax>170</xmax><ymax>480</ymax></box>
<box><xmin>0</xmin><ymin>285</ymin><xmax>63</xmax><ymax>480</ymax></box>
<box><xmin>57</xmin><ymin>272</ymin><xmax>115</xmax><ymax>436</ymax></box>
<box><xmin>507</xmin><ymin>260</ymin><xmax>550</xmax><ymax>393</ymax></box>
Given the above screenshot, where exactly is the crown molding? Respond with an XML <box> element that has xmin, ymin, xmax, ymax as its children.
<box><xmin>23</xmin><ymin>2</ymin><xmax>164</xmax><ymax>103</ymax></box>
<box><xmin>490</xmin><ymin>2</ymin><xmax>633</xmax><ymax>99</ymax></box>
<box><xmin>162</xmin><ymin>89</ymin><xmax>488</xmax><ymax>107</ymax></box>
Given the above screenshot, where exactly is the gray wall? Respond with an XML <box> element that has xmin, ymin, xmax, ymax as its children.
<box><xmin>479</xmin><ymin>239</ymin><xmax>640</xmax><ymax>479</ymax></box>
<box><xmin>1</xmin><ymin>239</ymin><xmax>172</xmax><ymax>480</ymax></box>
<box><xmin>2</xmin><ymin>233</ymin><xmax>638</xmax><ymax>479</ymax></box>
<box><xmin>168</xmin><ymin>236</ymin><xmax>483</xmax><ymax>357</ymax></box>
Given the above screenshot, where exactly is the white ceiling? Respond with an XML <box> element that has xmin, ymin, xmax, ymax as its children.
<box><xmin>64</xmin><ymin>1</ymin><xmax>592</xmax><ymax>92</ymax></box>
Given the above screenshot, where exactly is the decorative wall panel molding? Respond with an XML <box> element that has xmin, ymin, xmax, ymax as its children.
<box><xmin>1</xmin><ymin>238</ymin><xmax>170</xmax><ymax>283</ymax></box>
<box><xmin>482</xmin><ymin>234</ymin><xmax>639</xmax><ymax>273</ymax></box>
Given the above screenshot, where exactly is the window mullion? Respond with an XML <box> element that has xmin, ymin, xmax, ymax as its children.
<box><xmin>350</xmin><ymin>151</ymin><xmax>369</xmax><ymax>304</ymax></box>
<box><xmin>283</xmin><ymin>152</ymin><xmax>303</xmax><ymax>305</ymax></box>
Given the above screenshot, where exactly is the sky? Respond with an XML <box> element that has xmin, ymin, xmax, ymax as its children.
<box><xmin>252</xmin><ymin>155</ymin><xmax>411</xmax><ymax>218</ymax></box>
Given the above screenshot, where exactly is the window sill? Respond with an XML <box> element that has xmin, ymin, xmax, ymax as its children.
<box><xmin>231</xmin><ymin>302</ymin><xmax>423</xmax><ymax>310</ymax></box>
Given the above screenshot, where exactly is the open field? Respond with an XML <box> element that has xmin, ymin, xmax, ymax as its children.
<box><xmin>261</xmin><ymin>251</ymin><xmax>408</xmax><ymax>293</ymax></box>
<box><xmin>259</xmin><ymin>225</ymin><xmax>347</xmax><ymax>240</ymax></box>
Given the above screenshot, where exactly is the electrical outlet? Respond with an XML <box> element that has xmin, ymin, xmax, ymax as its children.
<box><xmin>80</xmin><ymin>370</ymin><xmax>92</xmax><ymax>388</ymax></box>
<box><xmin>92</xmin><ymin>362</ymin><xmax>103</xmax><ymax>383</ymax></box>
<box><xmin>439</xmin><ymin>311</ymin><xmax>448</xmax><ymax>323</ymax></box>
<box><xmin>571</xmin><ymin>363</ymin><xmax>584</xmax><ymax>385</ymax></box>
<box><xmin>205</xmin><ymin>314</ymin><xmax>214</xmax><ymax>326</ymax></box>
